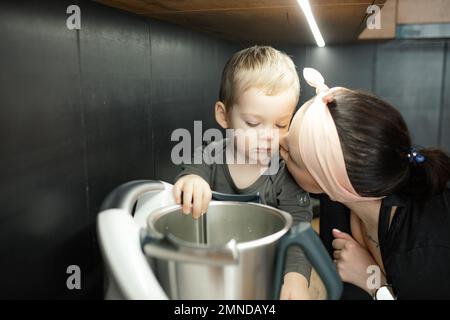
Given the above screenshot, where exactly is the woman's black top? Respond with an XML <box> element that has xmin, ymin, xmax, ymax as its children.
<box><xmin>319</xmin><ymin>187</ymin><xmax>450</xmax><ymax>299</ymax></box>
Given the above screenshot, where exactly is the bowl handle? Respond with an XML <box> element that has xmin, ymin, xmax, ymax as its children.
<box><xmin>100</xmin><ymin>180</ymin><xmax>165</xmax><ymax>213</ymax></box>
<box><xmin>211</xmin><ymin>191</ymin><xmax>261</xmax><ymax>203</ymax></box>
<box><xmin>273</xmin><ymin>222</ymin><xmax>343</xmax><ymax>300</ymax></box>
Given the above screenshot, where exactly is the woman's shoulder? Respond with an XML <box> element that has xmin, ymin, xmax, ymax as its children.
<box><xmin>386</xmin><ymin>187</ymin><xmax>450</xmax><ymax>252</ymax></box>
<box><xmin>409</xmin><ymin>187</ymin><xmax>450</xmax><ymax>221</ymax></box>
<box><xmin>387</xmin><ymin>186</ymin><xmax>450</xmax><ymax>218</ymax></box>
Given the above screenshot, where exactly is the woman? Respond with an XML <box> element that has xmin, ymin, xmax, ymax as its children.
<box><xmin>280</xmin><ymin>68</ymin><xmax>450</xmax><ymax>299</ymax></box>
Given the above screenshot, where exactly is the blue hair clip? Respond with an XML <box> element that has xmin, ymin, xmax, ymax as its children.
<box><xmin>408</xmin><ymin>147</ymin><xmax>426</xmax><ymax>164</ymax></box>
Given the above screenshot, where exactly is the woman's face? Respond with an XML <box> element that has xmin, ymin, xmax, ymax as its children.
<box><xmin>280</xmin><ymin>101</ymin><xmax>324</xmax><ymax>194</ymax></box>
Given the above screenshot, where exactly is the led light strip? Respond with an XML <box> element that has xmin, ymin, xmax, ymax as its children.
<box><xmin>297</xmin><ymin>0</ymin><xmax>326</xmax><ymax>47</ymax></box>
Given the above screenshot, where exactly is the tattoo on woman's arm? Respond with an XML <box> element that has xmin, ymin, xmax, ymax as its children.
<box><xmin>366</xmin><ymin>232</ymin><xmax>379</xmax><ymax>248</ymax></box>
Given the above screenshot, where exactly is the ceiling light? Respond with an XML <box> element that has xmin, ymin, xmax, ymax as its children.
<box><xmin>297</xmin><ymin>0</ymin><xmax>326</xmax><ymax>47</ymax></box>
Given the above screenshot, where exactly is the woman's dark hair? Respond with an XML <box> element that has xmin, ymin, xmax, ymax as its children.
<box><xmin>329</xmin><ymin>89</ymin><xmax>450</xmax><ymax>198</ymax></box>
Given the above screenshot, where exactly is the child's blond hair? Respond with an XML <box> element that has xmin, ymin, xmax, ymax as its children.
<box><xmin>219</xmin><ymin>45</ymin><xmax>300</xmax><ymax>109</ymax></box>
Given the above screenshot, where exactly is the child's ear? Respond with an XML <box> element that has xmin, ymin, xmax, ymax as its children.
<box><xmin>215</xmin><ymin>101</ymin><xmax>229</xmax><ymax>129</ymax></box>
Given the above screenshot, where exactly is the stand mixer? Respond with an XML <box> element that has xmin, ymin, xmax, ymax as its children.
<box><xmin>97</xmin><ymin>180</ymin><xmax>342</xmax><ymax>300</ymax></box>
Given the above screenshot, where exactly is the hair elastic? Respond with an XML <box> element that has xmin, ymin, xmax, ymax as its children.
<box><xmin>408</xmin><ymin>147</ymin><xmax>426</xmax><ymax>164</ymax></box>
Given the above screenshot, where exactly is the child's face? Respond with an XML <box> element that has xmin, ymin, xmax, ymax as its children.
<box><xmin>227</xmin><ymin>88</ymin><xmax>297</xmax><ymax>165</ymax></box>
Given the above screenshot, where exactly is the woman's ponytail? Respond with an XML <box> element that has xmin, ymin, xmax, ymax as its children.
<box><xmin>405</xmin><ymin>148</ymin><xmax>450</xmax><ymax>197</ymax></box>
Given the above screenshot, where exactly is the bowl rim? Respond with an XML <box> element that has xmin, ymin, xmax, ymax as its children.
<box><xmin>146</xmin><ymin>201</ymin><xmax>293</xmax><ymax>250</ymax></box>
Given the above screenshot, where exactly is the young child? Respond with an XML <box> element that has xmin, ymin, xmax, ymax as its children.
<box><xmin>173</xmin><ymin>46</ymin><xmax>313</xmax><ymax>300</ymax></box>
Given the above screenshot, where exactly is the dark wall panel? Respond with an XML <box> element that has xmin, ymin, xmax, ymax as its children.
<box><xmin>306</xmin><ymin>44</ymin><xmax>375</xmax><ymax>91</ymax></box>
<box><xmin>288</xmin><ymin>41</ymin><xmax>448</xmax><ymax>152</ymax></box>
<box><xmin>150</xmin><ymin>20</ymin><xmax>238</xmax><ymax>182</ymax></box>
<box><xmin>0</xmin><ymin>0</ymin><xmax>238</xmax><ymax>298</ymax></box>
<box><xmin>79</xmin><ymin>2</ymin><xmax>152</xmax><ymax>222</ymax></box>
<box><xmin>441</xmin><ymin>41</ymin><xmax>450</xmax><ymax>153</ymax></box>
<box><xmin>286</xmin><ymin>44</ymin><xmax>375</xmax><ymax>106</ymax></box>
<box><xmin>0</xmin><ymin>1</ymin><xmax>87</xmax><ymax>298</ymax></box>
<box><xmin>374</xmin><ymin>40</ymin><xmax>446</xmax><ymax>148</ymax></box>
<box><xmin>77</xmin><ymin>1</ymin><xmax>154</xmax><ymax>298</ymax></box>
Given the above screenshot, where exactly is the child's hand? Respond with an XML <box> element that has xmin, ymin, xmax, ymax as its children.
<box><xmin>173</xmin><ymin>174</ymin><xmax>212</xmax><ymax>219</ymax></box>
<box><xmin>280</xmin><ymin>272</ymin><xmax>311</xmax><ymax>300</ymax></box>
